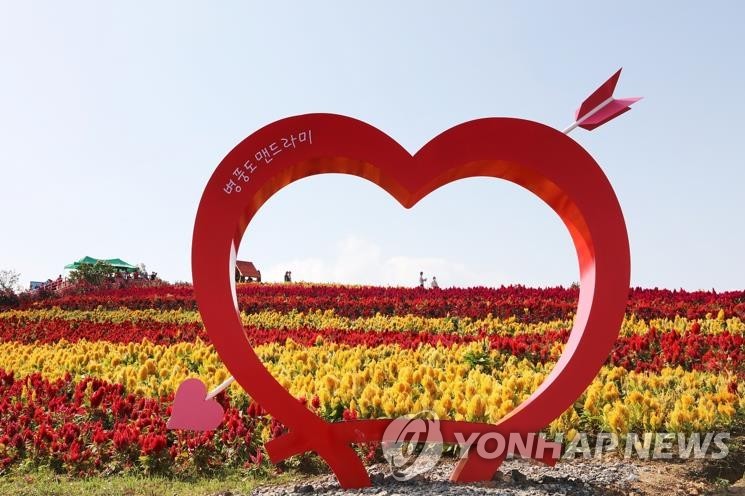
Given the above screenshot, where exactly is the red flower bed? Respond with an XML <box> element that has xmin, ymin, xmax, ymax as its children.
<box><xmin>24</xmin><ymin>284</ymin><xmax>745</xmax><ymax>321</ymax></box>
<box><xmin>0</xmin><ymin>369</ymin><xmax>277</xmax><ymax>476</ymax></box>
<box><xmin>0</xmin><ymin>317</ymin><xmax>205</xmax><ymax>345</ymax></box>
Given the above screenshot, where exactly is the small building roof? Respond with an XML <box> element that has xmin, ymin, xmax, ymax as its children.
<box><xmin>235</xmin><ymin>260</ymin><xmax>261</xmax><ymax>278</ymax></box>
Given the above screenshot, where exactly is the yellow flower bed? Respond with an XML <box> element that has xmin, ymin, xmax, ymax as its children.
<box><xmin>0</xmin><ymin>307</ymin><xmax>202</xmax><ymax>325</ymax></box>
<box><xmin>1</xmin><ymin>339</ymin><xmax>740</xmax><ymax>434</ymax></box>
<box><xmin>3</xmin><ymin>307</ymin><xmax>743</xmax><ymax>336</ymax></box>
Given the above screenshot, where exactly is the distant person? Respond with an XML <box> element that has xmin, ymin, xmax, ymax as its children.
<box><xmin>419</xmin><ymin>271</ymin><xmax>427</xmax><ymax>288</ymax></box>
<box><xmin>287</xmin><ymin>271</ymin><xmax>292</xmax><ymax>283</ymax></box>
<box><xmin>431</xmin><ymin>276</ymin><xmax>439</xmax><ymax>289</ymax></box>
<box><xmin>284</xmin><ymin>271</ymin><xmax>290</xmax><ymax>282</ymax></box>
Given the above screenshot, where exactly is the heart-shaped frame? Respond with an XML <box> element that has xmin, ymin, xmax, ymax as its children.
<box><xmin>192</xmin><ymin>114</ymin><xmax>630</xmax><ymax>487</ymax></box>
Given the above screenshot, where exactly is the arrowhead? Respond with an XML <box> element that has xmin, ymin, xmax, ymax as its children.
<box><xmin>167</xmin><ymin>378</ymin><xmax>225</xmax><ymax>431</ymax></box>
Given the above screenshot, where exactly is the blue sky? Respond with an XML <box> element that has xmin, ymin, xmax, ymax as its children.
<box><xmin>1</xmin><ymin>2</ymin><xmax>743</xmax><ymax>290</ymax></box>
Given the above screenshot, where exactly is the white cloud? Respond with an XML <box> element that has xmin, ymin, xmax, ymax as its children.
<box><xmin>264</xmin><ymin>236</ymin><xmax>493</xmax><ymax>287</ymax></box>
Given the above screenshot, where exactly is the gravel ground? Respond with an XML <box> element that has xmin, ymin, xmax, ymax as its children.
<box><xmin>250</xmin><ymin>458</ymin><xmax>639</xmax><ymax>496</ymax></box>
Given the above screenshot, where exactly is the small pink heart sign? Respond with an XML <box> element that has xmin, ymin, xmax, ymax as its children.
<box><xmin>166</xmin><ymin>378</ymin><xmax>224</xmax><ymax>431</ymax></box>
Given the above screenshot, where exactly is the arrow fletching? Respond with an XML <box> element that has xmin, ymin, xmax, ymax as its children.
<box><xmin>575</xmin><ymin>69</ymin><xmax>622</xmax><ymax>121</ymax></box>
<box><xmin>564</xmin><ymin>68</ymin><xmax>642</xmax><ymax>134</ymax></box>
<box><xmin>579</xmin><ymin>96</ymin><xmax>643</xmax><ymax>130</ymax></box>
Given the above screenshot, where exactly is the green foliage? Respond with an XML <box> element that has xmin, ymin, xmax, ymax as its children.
<box><xmin>68</xmin><ymin>261</ymin><xmax>115</xmax><ymax>287</ymax></box>
<box><xmin>0</xmin><ymin>466</ymin><xmax>281</xmax><ymax>496</ymax></box>
<box><xmin>463</xmin><ymin>338</ymin><xmax>498</xmax><ymax>373</ymax></box>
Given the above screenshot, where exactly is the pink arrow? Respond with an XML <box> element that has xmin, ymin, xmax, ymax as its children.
<box><xmin>563</xmin><ymin>68</ymin><xmax>642</xmax><ymax>134</ymax></box>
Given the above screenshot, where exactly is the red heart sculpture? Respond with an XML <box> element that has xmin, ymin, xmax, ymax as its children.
<box><xmin>166</xmin><ymin>378</ymin><xmax>224</xmax><ymax>431</ymax></box>
<box><xmin>191</xmin><ymin>114</ymin><xmax>630</xmax><ymax>487</ymax></box>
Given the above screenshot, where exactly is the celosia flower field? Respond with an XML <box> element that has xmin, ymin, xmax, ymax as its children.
<box><xmin>0</xmin><ymin>284</ymin><xmax>743</xmax><ymax>476</ymax></box>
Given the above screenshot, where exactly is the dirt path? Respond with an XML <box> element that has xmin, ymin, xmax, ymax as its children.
<box><xmin>249</xmin><ymin>456</ymin><xmax>744</xmax><ymax>496</ymax></box>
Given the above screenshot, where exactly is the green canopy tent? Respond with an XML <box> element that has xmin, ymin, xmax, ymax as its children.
<box><xmin>64</xmin><ymin>256</ymin><xmax>139</xmax><ymax>273</ymax></box>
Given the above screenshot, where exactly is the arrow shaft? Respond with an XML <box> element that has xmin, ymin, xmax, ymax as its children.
<box><xmin>205</xmin><ymin>375</ymin><xmax>235</xmax><ymax>400</ymax></box>
<box><xmin>563</xmin><ymin>96</ymin><xmax>614</xmax><ymax>134</ymax></box>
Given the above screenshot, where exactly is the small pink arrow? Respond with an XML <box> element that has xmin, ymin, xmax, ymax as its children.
<box><xmin>167</xmin><ymin>378</ymin><xmax>225</xmax><ymax>431</ymax></box>
<box><xmin>563</xmin><ymin>68</ymin><xmax>642</xmax><ymax>134</ymax></box>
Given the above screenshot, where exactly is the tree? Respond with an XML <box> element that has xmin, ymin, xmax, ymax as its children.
<box><xmin>0</xmin><ymin>269</ymin><xmax>21</xmax><ymax>309</ymax></box>
<box><xmin>0</xmin><ymin>269</ymin><xmax>21</xmax><ymax>294</ymax></box>
<box><xmin>68</xmin><ymin>261</ymin><xmax>115</xmax><ymax>287</ymax></box>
